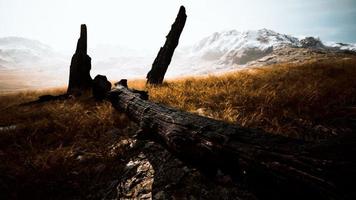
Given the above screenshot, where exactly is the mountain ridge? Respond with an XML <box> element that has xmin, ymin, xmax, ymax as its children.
<box><xmin>0</xmin><ymin>29</ymin><xmax>355</xmax><ymax>90</ymax></box>
<box><xmin>0</xmin><ymin>36</ymin><xmax>65</xmax><ymax>69</ymax></box>
<box><xmin>183</xmin><ymin>29</ymin><xmax>355</xmax><ymax>65</ymax></box>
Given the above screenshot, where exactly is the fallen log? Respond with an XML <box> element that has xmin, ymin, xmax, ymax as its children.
<box><xmin>146</xmin><ymin>6</ymin><xmax>187</xmax><ymax>85</ymax></box>
<box><xmin>108</xmin><ymin>80</ymin><xmax>353</xmax><ymax>200</ymax></box>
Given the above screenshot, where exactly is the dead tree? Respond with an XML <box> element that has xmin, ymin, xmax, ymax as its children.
<box><xmin>67</xmin><ymin>24</ymin><xmax>93</xmax><ymax>95</ymax></box>
<box><xmin>108</xmin><ymin>80</ymin><xmax>353</xmax><ymax>200</ymax></box>
<box><xmin>146</xmin><ymin>6</ymin><xmax>187</xmax><ymax>85</ymax></box>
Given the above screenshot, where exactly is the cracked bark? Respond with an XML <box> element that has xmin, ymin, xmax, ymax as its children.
<box><xmin>107</xmin><ymin>79</ymin><xmax>351</xmax><ymax>200</ymax></box>
<box><xmin>67</xmin><ymin>24</ymin><xmax>93</xmax><ymax>95</ymax></box>
<box><xmin>146</xmin><ymin>6</ymin><xmax>187</xmax><ymax>85</ymax></box>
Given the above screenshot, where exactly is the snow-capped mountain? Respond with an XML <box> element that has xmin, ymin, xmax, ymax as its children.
<box><xmin>0</xmin><ymin>37</ymin><xmax>66</xmax><ymax>69</ymax></box>
<box><xmin>325</xmin><ymin>42</ymin><xmax>356</xmax><ymax>51</ymax></box>
<box><xmin>168</xmin><ymin>29</ymin><xmax>302</xmax><ymax>76</ymax></box>
<box><xmin>167</xmin><ymin>29</ymin><xmax>355</xmax><ymax>76</ymax></box>
<box><xmin>0</xmin><ymin>37</ymin><xmax>70</xmax><ymax>90</ymax></box>
<box><xmin>190</xmin><ymin>29</ymin><xmax>299</xmax><ymax>59</ymax></box>
<box><xmin>1</xmin><ymin>29</ymin><xmax>355</xmax><ymax>91</ymax></box>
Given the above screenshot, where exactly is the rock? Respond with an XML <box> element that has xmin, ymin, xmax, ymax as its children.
<box><xmin>109</xmin><ymin>138</ymin><xmax>137</xmax><ymax>157</ymax></box>
<box><xmin>154</xmin><ymin>191</ymin><xmax>166</xmax><ymax>199</ymax></box>
<box><xmin>117</xmin><ymin>153</ymin><xmax>154</xmax><ymax>199</ymax></box>
<box><xmin>0</xmin><ymin>125</ymin><xmax>17</xmax><ymax>132</ymax></box>
<box><xmin>67</xmin><ymin>24</ymin><xmax>93</xmax><ymax>95</ymax></box>
<box><xmin>92</xmin><ymin>75</ymin><xmax>112</xmax><ymax>100</ymax></box>
<box><xmin>113</xmin><ymin>140</ymin><xmax>257</xmax><ymax>200</ymax></box>
<box><xmin>224</xmin><ymin>47</ymin><xmax>273</xmax><ymax>65</ymax></box>
<box><xmin>300</xmin><ymin>37</ymin><xmax>324</xmax><ymax>48</ymax></box>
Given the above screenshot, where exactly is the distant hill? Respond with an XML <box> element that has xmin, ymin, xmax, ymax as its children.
<box><xmin>0</xmin><ymin>30</ymin><xmax>355</xmax><ymax>91</ymax></box>
<box><xmin>188</xmin><ymin>29</ymin><xmax>299</xmax><ymax>64</ymax></box>
<box><xmin>169</xmin><ymin>29</ymin><xmax>356</xmax><ymax>75</ymax></box>
<box><xmin>0</xmin><ymin>37</ymin><xmax>69</xmax><ymax>90</ymax></box>
<box><xmin>0</xmin><ymin>37</ymin><xmax>66</xmax><ymax>69</ymax></box>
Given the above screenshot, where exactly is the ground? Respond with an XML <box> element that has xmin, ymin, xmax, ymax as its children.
<box><xmin>0</xmin><ymin>58</ymin><xmax>355</xmax><ymax>199</ymax></box>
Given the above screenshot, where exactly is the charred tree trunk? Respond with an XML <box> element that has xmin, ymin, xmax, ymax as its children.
<box><xmin>108</xmin><ymin>80</ymin><xmax>352</xmax><ymax>200</ymax></box>
<box><xmin>146</xmin><ymin>6</ymin><xmax>187</xmax><ymax>85</ymax></box>
<box><xmin>67</xmin><ymin>24</ymin><xmax>92</xmax><ymax>95</ymax></box>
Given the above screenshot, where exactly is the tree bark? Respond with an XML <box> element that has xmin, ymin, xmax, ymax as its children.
<box><xmin>67</xmin><ymin>24</ymin><xmax>92</xmax><ymax>95</ymax></box>
<box><xmin>108</xmin><ymin>80</ymin><xmax>352</xmax><ymax>200</ymax></box>
<box><xmin>146</xmin><ymin>6</ymin><xmax>187</xmax><ymax>85</ymax></box>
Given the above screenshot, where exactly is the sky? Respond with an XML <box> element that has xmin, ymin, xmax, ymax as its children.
<box><xmin>0</xmin><ymin>0</ymin><xmax>356</xmax><ymax>53</ymax></box>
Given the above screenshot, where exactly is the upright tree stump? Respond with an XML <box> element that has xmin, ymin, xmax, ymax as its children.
<box><xmin>146</xmin><ymin>6</ymin><xmax>187</xmax><ymax>85</ymax></box>
<box><xmin>67</xmin><ymin>24</ymin><xmax>93</xmax><ymax>95</ymax></box>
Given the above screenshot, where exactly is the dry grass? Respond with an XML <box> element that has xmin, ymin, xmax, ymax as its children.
<box><xmin>0</xmin><ymin>89</ymin><xmax>137</xmax><ymax>199</ymax></box>
<box><xmin>131</xmin><ymin>58</ymin><xmax>356</xmax><ymax>140</ymax></box>
<box><xmin>0</xmin><ymin>58</ymin><xmax>356</xmax><ymax>198</ymax></box>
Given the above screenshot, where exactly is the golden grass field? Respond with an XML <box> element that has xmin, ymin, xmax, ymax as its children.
<box><xmin>1</xmin><ymin>58</ymin><xmax>356</xmax><ymax>198</ymax></box>
<box><xmin>147</xmin><ymin>58</ymin><xmax>356</xmax><ymax>140</ymax></box>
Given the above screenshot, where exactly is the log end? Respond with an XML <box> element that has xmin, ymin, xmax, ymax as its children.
<box><xmin>115</xmin><ymin>79</ymin><xmax>128</xmax><ymax>88</ymax></box>
<box><xmin>110</xmin><ymin>79</ymin><xmax>149</xmax><ymax>102</ymax></box>
<box><xmin>93</xmin><ymin>75</ymin><xmax>112</xmax><ymax>100</ymax></box>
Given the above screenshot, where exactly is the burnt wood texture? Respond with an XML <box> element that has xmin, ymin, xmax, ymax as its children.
<box><xmin>67</xmin><ymin>24</ymin><xmax>93</xmax><ymax>95</ymax></box>
<box><xmin>146</xmin><ymin>6</ymin><xmax>187</xmax><ymax>85</ymax></box>
<box><xmin>108</xmin><ymin>79</ymin><xmax>353</xmax><ymax>200</ymax></box>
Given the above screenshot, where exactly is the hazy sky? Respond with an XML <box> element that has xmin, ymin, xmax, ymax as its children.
<box><xmin>0</xmin><ymin>0</ymin><xmax>355</xmax><ymax>52</ymax></box>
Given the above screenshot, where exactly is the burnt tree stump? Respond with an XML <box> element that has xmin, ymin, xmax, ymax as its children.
<box><xmin>146</xmin><ymin>6</ymin><xmax>187</xmax><ymax>85</ymax></box>
<box><xmin>67</xmin><ymin>24</ymin><xmax>93</xmax><ymax>95</ymax></box>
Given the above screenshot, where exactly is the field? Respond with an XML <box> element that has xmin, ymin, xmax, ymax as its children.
<box><xmin>147</xmin><ymin>58</ymin><xmax>356</xmax><ymax>140</ymax></box>
<box><xmin>1</xmin><ymin>58</ymin><xmax>356</xmax><ymax>198</ymax></box>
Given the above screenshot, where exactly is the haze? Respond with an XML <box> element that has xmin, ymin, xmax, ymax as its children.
<box><xmin>0</xmin><ymin>0</ymin><xmax>356</xmax><ymax>53</ymax></box>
